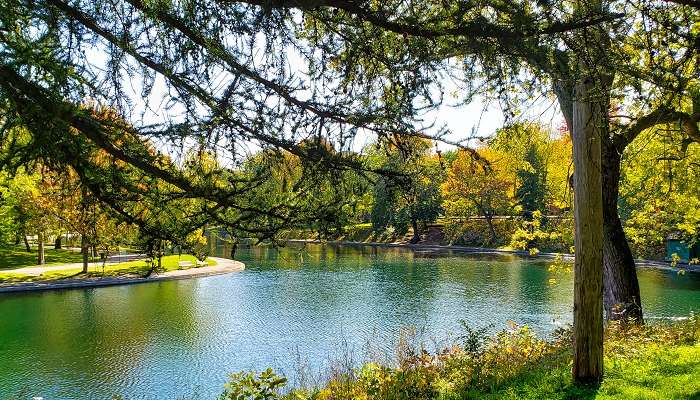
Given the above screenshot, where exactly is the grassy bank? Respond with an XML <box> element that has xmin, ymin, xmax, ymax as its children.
<box><xmin>0</xmin><ymin>254</ymin><xmax>216</xmax><ymax>284</ymax></box>
<box><xmin>220</xmin><ymin>318</ymin><xmax>700</xmax><ymax>400</ymax></box>
<box><xmin>0</xmin><ymin>245</ymin><xmax>86</xmax><ymax>269</ymax></box>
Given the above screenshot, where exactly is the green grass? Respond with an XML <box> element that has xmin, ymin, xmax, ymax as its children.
<box><xmin>0</xmin><ymin>245</ymin><xmax>86</xmax><ymax>269</ymax></box>
<box><xmin>220</xmin><ymin>318</ymin><xmax>700</xmax><ymax>400</ymax></box>
<box><xmin>0</xmin><ymin>254</ymin><xmax>217</xmax><ymax>284</ymax></box>
<box><xmin>475</xmin><ymin>342</ymin><xmax>700</xmax><ymax>399</ymax></box>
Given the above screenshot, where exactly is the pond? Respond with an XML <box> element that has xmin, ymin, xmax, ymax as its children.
<box><xmin>1</xmin><ymin>243</ymin><xmax>699</xmax><ymax>399</ymax></box>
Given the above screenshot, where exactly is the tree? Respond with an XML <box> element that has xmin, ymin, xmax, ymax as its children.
<box><xmin>0</xmin><ymin>168</ymin><xmax>65</xmax><ymax>264</ymax></box>
<box><xmin>298</xmin><ymin>0</ymin><xmax>697</xmax><ymax>382</ymax></box>
<box><xmin>620</xmin><ymin>125</ymin><xmax>700</xmax><ymax>260</ymax></box>
<box><xmin>0</xmin><ymin>172</ymin><xmax>25</xmax><ymax>246</ymax></box>
<box><xmin>369</xmin><ymin>137</ymin><xmax>443</xmax><ymax>243</ymax></box>
<box><xmin>442</xmin><ymin>149</ymin><xmax>512</xmax><ymax>244</ymax></box>
<box><xmin>491</xmin><ymin>123</ymin><xmax>564</xmax><ymax>217</ymax></box>
<box><xmin>515</xmin><ymin>146</ymin><xmax>547</xmax><ymax>217</ymax></box>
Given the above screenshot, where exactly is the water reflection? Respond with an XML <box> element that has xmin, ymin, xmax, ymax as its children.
<box><xmin>0</xmin><ymin>243</ymin><xmax>698</xmax><ymax>399</ymax></box>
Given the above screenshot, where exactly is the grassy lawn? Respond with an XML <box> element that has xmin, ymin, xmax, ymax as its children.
<box><xmin>0</xmin><ymin>245</ymin><xmax>86</xmax><ymax>269</ymax></box>
<box><xmin>473</xmin><ymin>341</ymin><xmax>700</xmax><ymax>399</ymax></box>
<box><xmin>0</xmin><ymin>254</ymin><xmax>216</xmax><ymax>284</ymax></box>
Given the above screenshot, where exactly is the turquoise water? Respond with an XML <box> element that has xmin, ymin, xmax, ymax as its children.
<box><xmin>0</xmin><ymin>243</ymin><xmax>698</xmax><ymax>399</ymax></box>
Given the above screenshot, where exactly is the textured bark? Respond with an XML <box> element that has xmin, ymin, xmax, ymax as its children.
<box><xmin>601</xmin><ymin>138</ymin><xmax>643</xmax><ymax>322</ymax></box>
<box><xmin>23</xmin><ymin>235</ymin><xmax>31</xmax><ymax>252</ymax></box>
<box><xmin>557</xmin><ymin>67</ymin><xmax>644</xmax><ymax>324</ymax></box>
<box><xmin>571</xmin><ymin>78</ymin><xmax>604</xmax><ymax>384</ymax></box>
<box><xmin>37</xmin><ymin>232</ymin><xmax>45</xmax><ymax>265</ymax></box>
<box><xmin>54</xmin><ymin>234</ymin><xmax>63</xmax><ymax>249</ymax></box>
<box><xmin>485</xmin><ymin>214</ymin><xmax>497</xmax><ymax>244</ymax></box>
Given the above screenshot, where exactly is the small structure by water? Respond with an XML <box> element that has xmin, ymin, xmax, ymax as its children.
<box><xmin>666</xmin><ymin>233</ymin><xmax>700</xmax><ymax>263</ymax></box>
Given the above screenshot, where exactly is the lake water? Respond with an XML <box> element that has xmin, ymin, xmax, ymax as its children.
<box><xmin>1</xmin><ymin>243</ymin><xmax>699</xmax><ymax>399</ymax></box>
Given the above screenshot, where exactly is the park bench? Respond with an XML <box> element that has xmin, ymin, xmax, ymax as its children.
<box><xmin>195</xmin><ymin>260</ymin><xmax>208</xmax><ymax>268</ymax></box>
<box><xmin>177</xmin><ymin>261</ymin><xmax>194</xmax><ymax>269</ymax></box>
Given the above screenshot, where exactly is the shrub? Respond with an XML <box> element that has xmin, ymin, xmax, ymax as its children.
<box><xmin>443</xmin><ymin>218</ymin><xmax>518</xmax><ymax>247</ymax></box>
<box><xmin>510</xmin><ymin>211</ymin><xmax>573</xmax><ymax>253</ymax></box>
<box><xmin>220</xmin><ymin>368</ymin><xmax>288</xmax><ymax>400</ymax></box>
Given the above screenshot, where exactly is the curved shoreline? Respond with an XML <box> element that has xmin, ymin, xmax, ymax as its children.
<box><xmin>0</xmin><ymin>257</ymin><xmax>245</xmax><ymax>294</ymax></box>
<box><xmin>287</xmin><ymin>239</ymin><xmax>699</xmax><ymax>272</ymax></box>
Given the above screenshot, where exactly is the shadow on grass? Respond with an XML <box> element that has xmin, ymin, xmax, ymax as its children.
<box><xmin>0</xmin><ymin>245</ymin><xmax>84</xmax><ymax>270</ymax></box>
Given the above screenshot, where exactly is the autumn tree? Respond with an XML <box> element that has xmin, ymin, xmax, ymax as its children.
<box><xmin>442</xmin><ymin>149</ymin><xmax>512</xmax><ymax>244</ymax></box>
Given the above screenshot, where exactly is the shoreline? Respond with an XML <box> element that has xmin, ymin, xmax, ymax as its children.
<box><xmin>0</xmin><ymin>257</ymin><xmax>245</xmax><ymax>294</ymax></box>
<box><xmin>286</xmin><ymin>239</ymin><xmax>699</xmax><ymax>272</ymax></box>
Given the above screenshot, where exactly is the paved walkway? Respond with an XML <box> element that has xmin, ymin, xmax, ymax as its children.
<box><xmin>0</xmin><ymin>257</ymin><xmax>245</xmax><ymax>293</ymax></box>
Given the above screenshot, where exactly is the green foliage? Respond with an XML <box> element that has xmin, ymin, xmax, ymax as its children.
<box><xmin>456</xmin><ymin>322</ymin><xmax>491</xmax><ymax>354</ymax></box>
<box><xmin>491</xmin><ymin>123</ymin><xmax>555</xmax><ymax>215</ymax></box>
<box><xmin>220</xmin><ymin>368</ymin><xmax>288</xmax><ymax>400</ymax></box>
<box><xmin>368</xmin><ymin>138</ymin><xmax>444</xmax><ymax>240</ymax></box>
<box><xmin>514</xmin><ymin>146</ymin><xmax>547</xmax><ymax>216</ymax></box>
<box><xmin>370</xmin><ymin>179</ymin><xmax>395</xmax><ymax>231</ymax></box>
<box><xmin>510</xmin><ymin>211</ymin><xmax>574</xmax><ymax>253</ymax></box>
<box><xmin>242</xmin><ymin>148</ymin><xmax>374</xmax><ymax>241</ymax></box>
<box><xmin>620</xmin><ymin>128</ymin><xmax>700</xmax><ymax>259</ymax></box>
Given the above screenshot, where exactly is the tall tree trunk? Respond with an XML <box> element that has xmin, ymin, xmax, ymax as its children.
<box><xmin>230</xmin><ymin>240</ymin><xmax>238</xmax><ymax>259</ymax></box>
<box><xmin>37</xmin><ymin>231</ymin><xmax>45</xmax><ymax>265</ymax></box>
<box><xmin>81</xmin><ymin>235</ymin><xmax>89</xmax><ymax>273</ymax></box>
<box><xmin>409</xmin><ymin>217</ymin><xmax>420</xmax><ymax>244</ymax></box>
<box><xmin>571</xmin><ymin>78</ymin><xmax>604</xmax><ymax>384</ymax></box>
<box><xmin>23</xmin><ymin>235</ymin><xmax>31</xmax><ymax>252</ymax></box>
<box><xmin>54</xmin><ymin>234</ymin><xmax>63</xmax><ymax>249</ymax></box>
<box><xmin>601</xmin><ymin>139</ymin><xmax>643</xmax><ymax>322</ymax></box>
<box><xmin>485</xmin><ymin>214</ymin><xmax>497</xmax><ymax>245</ymax></box>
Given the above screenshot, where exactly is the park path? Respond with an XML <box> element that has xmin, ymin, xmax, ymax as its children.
<box><xmin>0</xmin><ymin>252</ymin><xmax>145</xmax><ymax>276</ymax></box>
<box><xmin>0</xmin><ymin>257</ymin><xmax>244</xmax><ymax>293</ymax></box>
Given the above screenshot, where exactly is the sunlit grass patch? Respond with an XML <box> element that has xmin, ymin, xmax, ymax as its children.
<box><xmin>0</xmin><ymin>254</ymin><xmax>216</xmax><ymax>284</ymax></box>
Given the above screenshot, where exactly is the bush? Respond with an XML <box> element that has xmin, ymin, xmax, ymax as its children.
<box><xmin>510</xmin><ymin>211</ymin><xmax>573</xmax><ymax>253</ymax></box>
<box><xmin>220</xmin><ymin>368</ymin><xmax>288</xmax><ymax>400</ymax></box>
<box><xmin>443</xmin><ymin>218</ymin><xmax>518</xmax><ymax>247</ymax></box>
